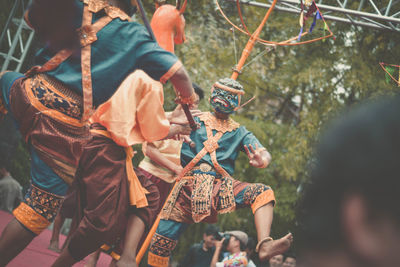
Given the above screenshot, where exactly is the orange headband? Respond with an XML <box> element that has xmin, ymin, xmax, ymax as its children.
<box><xmin>212</xmin><ymin>82</ymin><xmax>245</xmax><ymax>95</ymax></box>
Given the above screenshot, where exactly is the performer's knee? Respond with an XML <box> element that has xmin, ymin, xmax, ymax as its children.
<box><xmin>134</xmin><ymin>178</ymin><xmax>160</xmax><ymax>228</ymax></box>
<box><xmin>13</xmin><ymin>184</ymin><xmax>63</xmax><ymax>235</ymax></box>
<box><xmin>243</xmin><ymin>184</ymin><xmax>276</xmax><ymax>214</ymax></box>
<box><xmin>148</xmin><ymin>233</ymin><xmax>177</xmax><ymax>267</ymax></box>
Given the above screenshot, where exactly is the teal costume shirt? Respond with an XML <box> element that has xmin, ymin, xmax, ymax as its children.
<box><xmin>29</xmin><ymin>0</ymin><xmax>179</xmax><ymax>107</ymax></box>
<box><xmin>181</xmin><ymin>114</ymin><xmax>264</xmax><ymax>176</ymax></box>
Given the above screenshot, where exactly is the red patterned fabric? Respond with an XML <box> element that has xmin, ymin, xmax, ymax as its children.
<box><xmin>68</xmin><ymin>126</ymin><xmax>160</xmax><ymax>260</ymax></box>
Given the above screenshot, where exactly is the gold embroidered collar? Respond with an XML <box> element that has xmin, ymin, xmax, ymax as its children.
<box><xmin>199</xmin><ymin>112</ymin><xmax>240</xmax><ymax>133</ymax></box>
<box><xmin>83</xmin><ymin>0</ymin><xmax>131</xmax><ymax>21</ymax></box>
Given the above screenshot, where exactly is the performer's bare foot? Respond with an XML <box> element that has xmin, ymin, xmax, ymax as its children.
<box><xmin>84</xmin><ymin>250</ymin><xmax>100</xmax><ymax>267</ymax></box>
<box><xmin>258</xmin><ymin>233</ymin><xmax>293</xmax><ymax>262</ymax></box>
<box><xmin>48</xmin><ymin>241</ymin><xmax>61</xmax><ymax>253</ymax></box>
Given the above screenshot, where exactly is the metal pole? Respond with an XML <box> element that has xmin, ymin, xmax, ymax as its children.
<box><xmin>358</xmin><ymin>0</ymin><xmax>365</xmax><ymax>11</ymax></box>
<box><xmin>228</xmin><ymin>1</ymin><xmax>391</xmax><ymax>31</ymax></box>
<box><xmin>0</xmin><ymin>0</ymin><xmax>20</xmax><ymax>48</ymax></box>
<box><xmin>1</xmin><ymin>18</ymin><xmax>25</xmax><ymax>72</ymax></box>
<box><xmin>16</xmin><ymin>30</ymin><xmax>35</xmax><ymax>72</ymax></box>
<box><xmin>385</xmin><ymin>0</ymin><xmax>394</xmax><ymax>16</ymax></box>
<box><xmin>229</xmin><ymin>0</ymin><xmax>400</xmax><ymax>24</ymax></box>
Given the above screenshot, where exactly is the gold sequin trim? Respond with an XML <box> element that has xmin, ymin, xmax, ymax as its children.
<box><xmin>199</xmin><ymin>112</ymin><xmax>240</xmax><ymax>133</ymax></box>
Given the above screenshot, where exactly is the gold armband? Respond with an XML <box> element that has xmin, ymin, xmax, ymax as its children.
<box><xmin>255</xmin><ymin>237</ymin><xmax>273</xmax><ymax>253</ymax></box>
<box><xmin>178</xmin><ymin>93</ymin><xmax>197</xmax><ymax>105</ymax></box>
<box><xmin>0</xmin><ymin>97</ymin><xmax>8</xmax><ymax>115</ymax></box>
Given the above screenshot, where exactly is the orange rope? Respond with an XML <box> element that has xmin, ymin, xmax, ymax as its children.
<box><xmin>236</xmin><ymin>0</ymin><xmax>250</xmax><ymax>34</ymax></box>
<box><xmin>380</xmin><ymin>62</ymin><xmax>400</xmax><ymax>68</ymax></box>
<box><xmin>231</xmin><ymin>0</ymin><xmax>278</xmax><ymax>79</ymax></box>
<box><xmin>379</xmin><ymin>62</ymin><xmax>400</xmax><ymax>86</ymax></box>
<box><xmin>215</xmin><ymin>0</ymin><xmax>334</xmax><ymax>47</ymax></box>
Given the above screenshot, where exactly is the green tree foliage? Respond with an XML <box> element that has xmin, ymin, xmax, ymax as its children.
<box><xmin>169</xmin><ymin>0</ymin><xmax>400</xmax><ymax>262</ymax></box>
<box><xmin>1</xmin><ymin>1</ymin><xmax>400</xmax><ymax>264</ymax></box>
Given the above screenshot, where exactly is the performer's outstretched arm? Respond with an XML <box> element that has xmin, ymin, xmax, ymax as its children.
<box><xmin>144</xmin><ymin>144</ymin><xmax>183</xmax><ymax>176</ymax></box>
<box><xmin>244</xmin><ymin>144</ymin><xmax>271</xmax><ymax>168</ymax></box>
<box><xmin>169</xmin><ymin>66</ymin><xmax>195</xmax><ymax>100</ymax></box>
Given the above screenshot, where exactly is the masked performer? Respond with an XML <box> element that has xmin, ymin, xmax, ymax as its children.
<box><xmin>138</xmin><ymin>84</ymin><xmax>204</xmax><ymax>214</ymax></box>
<box><xmin>52</xmin><ymin>69</ymin><xmax>197</xmax><ymax>266</ymax></box>
<box><xmin>0</xmin><ymin>0</ymin><xmax>195</xmax><ymax>265</ymax></box>
<box><xmin>147</xmin><ymin>78</ymin><xmax>293</xmax><ymax>267</ymax></box>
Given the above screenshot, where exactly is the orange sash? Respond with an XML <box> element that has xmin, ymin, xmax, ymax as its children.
<box><xmin>90</xmin><ymin>129</ymin><xmax>149</xmax><ymax>208</ymax></box>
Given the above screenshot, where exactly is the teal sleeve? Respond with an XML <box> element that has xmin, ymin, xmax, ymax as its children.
<box><xmin>0</xmin><ymin>72</ymin><xmax>24</xmax><ymax>109</ymax></box>
<box><xmin>240</xmin><ymin>127</ymin><xmax>264</xmax><ymax>152</ymax></box>
<box><xmin>133</xmin><ymin>28</ymin><xmax>179</xmax><ymax>81</ymax></box>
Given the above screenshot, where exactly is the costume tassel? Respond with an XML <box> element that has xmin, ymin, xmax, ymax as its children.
<box><xmin>298</xmin><ymin>26</ymin><xmax>304</xmax><ymax>41</ymax></box>
<box><xmin>299</xmin><ymin>12</ymin><xmax>304</xmax><ymax>28</ymax></box>
<box><xmin>309</xmin><ymin>11</ymin><xmax>321</xmax><ymax>33</ymax></box>
<box><xmin>298</xmin><ymin>0</ymin><xmax>304</xmax><ymax>41</ymax></box>
<box><xmin>304</xmin><ymin>0</ymin><xmax>313</xmax><ymax>7</ymax></box>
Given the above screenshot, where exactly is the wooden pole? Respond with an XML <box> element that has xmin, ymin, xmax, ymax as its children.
<box><xmin>231</xmin><ymin>0</ymin><xmax>278</xmax><ymax>80</ymax></box>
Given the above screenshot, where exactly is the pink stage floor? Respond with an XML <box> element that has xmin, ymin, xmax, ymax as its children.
<box><xmin>0</xmin><ymin>210</ymin><xmax>112</xmax><ymax>266</ymax></box>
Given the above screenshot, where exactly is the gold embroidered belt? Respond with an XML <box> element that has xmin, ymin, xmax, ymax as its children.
<box><xmin>161</xmin><ymin>163</ymin><xmax>235</xmax><ymax>223</ymax></box>
<box><xmin>189</xmin><ymin>163</ymin><xmax>222</xmax><ymax>178</ymax></box>
<box><xmin>26</xmin><ymin>74</ymin><xmax>84</xmax><ymax>127</ymax></box>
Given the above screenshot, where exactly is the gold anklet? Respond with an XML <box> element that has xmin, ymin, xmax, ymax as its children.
<box><xmin>255</xmin><ymin>237</ymin><xmax>273</xmax><ymax>252</ymax></box>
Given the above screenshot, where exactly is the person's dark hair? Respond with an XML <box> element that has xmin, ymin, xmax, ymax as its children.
<box><xmin>204</xmin><ymin>224</ymin><xmax>219</xmax><ymax>238</ymax></box>
<box><xmin>246</xmin><ymin>237</ymin><xmax>256</xmax><ymax>251</ymax></box>
<box><xmin>284</xmin><ymin>253</ymin><xmax>296</xmax><ymax>260</ymax></box>
<box><xmin>120</xmin><ymin>0</ymin><xmax>137</xmax><ymax>16</ymax></box>
<box><xmin>28</xmin><ymin>0</ymin><xmax>136</xmax><ymax>49</ymax></box>
<box><xmin>192</xmin><ymin>83</ymin><xmax>204</xmax><ymax>100</ymax></box>
<box><xmin>297</xmin><ymin>95</ymin><xmax>400</xmax><ymax>252</ymax></box>
<box><xmin>28</xmin><ymin>0</ymin><xmax>80</xmax><ymax>49</ymax></box>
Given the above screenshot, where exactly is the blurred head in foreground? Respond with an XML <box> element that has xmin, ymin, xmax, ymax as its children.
<box><xmin>297</xmin><ymin>95</ymin><xmax>400</xmax><ymax>267</ymax></box>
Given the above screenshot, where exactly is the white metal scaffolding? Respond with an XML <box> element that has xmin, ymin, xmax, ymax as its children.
<box><xmin>1</xmin><ymin>0</ymin><xmax>399</xmax><ymax>71</ymax></box>
<box><xmin>0</xmin><ymin>0</ymin><xmax>34</xmax><ymax>72</ymax></box>
<box><xmin>226</xmin><ymin>0</ymin><xmax>400</xmax><ymax>32</ymax></box>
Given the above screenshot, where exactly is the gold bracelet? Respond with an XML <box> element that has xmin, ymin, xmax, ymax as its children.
<box><xmin>255</xmin><ymin>237</ymin><xmax>273</xmax><ymax>253</ymax></box>
<box><xmin>178</xmin><ymin>93</ymin><xmax>197</xmax><ymax>105</ymax></box>
<box><xmin>0</xmin><ymin>97</ymin><xmax>8</xmax><ymax>115</ymax></box>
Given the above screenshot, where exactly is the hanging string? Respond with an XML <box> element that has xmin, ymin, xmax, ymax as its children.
<box><xmin>241</xmin><ymin>46</ymin><xmax>275</xmax><ymax>70</ymax></box>
<box><xmin>215</xmin><ymin>0</ymin><xmax>334</xmax><ymax>46</ymax></box>
<box><xmin>237</xmin><ymin>95</ymin><xmax>256</xmax><ymax>110</ymax></box>
<box><xmin>232</xmin><ymin>27</ymin><xmax>238</xmax><ymax>64</ymax></box>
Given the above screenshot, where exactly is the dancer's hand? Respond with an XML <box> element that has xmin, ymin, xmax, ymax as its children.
<box><xmin>166</xmin><ymin>124</ymin><xmax>192</xmax><ymax>139</ymax></box>
<box><xmin>244</xmin><ymin>144</ymin><xmax>271</xmax><ymax>168</ymax></box>
<box><xmin>174</xmin><ymin>164</ymin><xmax>184</xmax><ymax>175</ymax></box>
<box><xmin>171</xmin><ymin>134</ymin><xmax>192</xmax><ymax>143</ymax></box>
<box><xmin>215</xmin><ymin>238</ymin><xmax>225</xmax><ymax>250</ymax></box>
<box><xmin>174</xmin><ymin>124</ymin><xmax>192</xmax><ymax>135</ymax></box>
<box><xmin>168</xmin><ymin>105</ymin><xmax>202</xmax><ymax>125</ymax></box>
